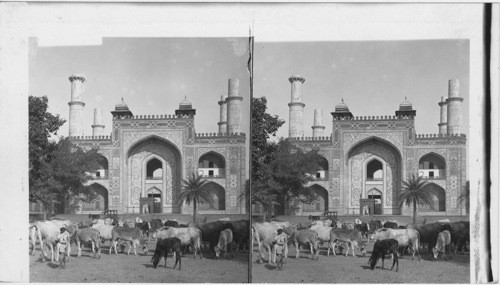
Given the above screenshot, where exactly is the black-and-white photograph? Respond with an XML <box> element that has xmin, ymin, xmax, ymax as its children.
<box><xmin>0</xmin><ymin>3</ymin><xmax>497</xmax><ymax>284</ymax></box>
<box><xmin>249</xmin><ymin>4</ymin><xmax>489</xmax><ymax>283</ymax></box>
<box><xmin>28</xmin><ymin>37</ymin><xmax>250</xmax><ymax>283</ymax></box>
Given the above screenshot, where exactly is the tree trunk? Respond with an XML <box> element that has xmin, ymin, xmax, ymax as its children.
<box><xmin>412</xmin><ymin>200</ymin><xmax>417</xmax><ymax>224</ymax></box>
<box><xmin>193</xmin><ymin>199</ymin><xmax>197</xmax><ymax>223</ymax></box>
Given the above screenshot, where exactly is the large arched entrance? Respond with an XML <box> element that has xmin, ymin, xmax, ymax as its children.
<box><xmin>198</xmin><ymin>182</ymin><xmax>226</xmax><ymax>211</ymax></box>
<box><xmin>418</xmin><ymin>153</ymin><xmax>446</xmax><ymax>179</ymax></box>
<box><xmin>127</xmin><ymin>136</ymin><xmax>181</xmax><ymax>213</ymax></box>
<box><xmin>420</xmin><ymin>183</ymin><xmax>446</xmax><ymax>212</ymax></box>
<box><xmin>303</xmin><ymin>184</ymin><xmax>329</xmax><ymax>212</ymax></box>
<box><xmin>82</xmin><ymin>183</ymin><xmax>109</xmax><ymax>211</ymax></box>
<box><xmin>347</xmin><ymin>138</ymin><xmax>402</xmax><ymax>215</ymax></box>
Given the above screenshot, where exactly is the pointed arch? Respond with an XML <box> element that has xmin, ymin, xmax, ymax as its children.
<box><xmin>82</xmin><ymin>183</ymin><xmax>109</xmax><ymax>211</ymax></box>
<box><xmin>420</xmin><ymin>183</ymin><xmax>446</xmax><ymax>212</ymax></box>
<box><xmin>198</xmin><ymin>182</ymin><xmax>226</xmax><ymax>211</ymax></box>
<box><xmin>347</xmin><ymin>136</ymin><xmax>403</xmax><ymax>164</ymax></box>
<box><xmin>303</xmin><ymin>184</ymin><xmax>329</xmax><ymax>212</ymax></box>
<box><xmin>418</xmin><ymin>152</ymin><xmax>446</xmax><ymax>179</ymax></box>
<box><xmin>198</xmin><ymin>151</ymin><xmax>226</xmax><ymax>178</ymax></box>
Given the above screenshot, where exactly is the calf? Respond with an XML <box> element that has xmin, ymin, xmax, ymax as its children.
<box><xmin>370</xmin><ymin>228</ymin><xmax>421</xmax><ymax>260</ymax></box>
<box><xmin>433</xmin><ymin>230</ymin><xmax>451</xmax><ymax>260</ymax></box>
<box><xmin>327</xmin><ymin>228</ymin><xmax>366</xmax><ymax>257</ymax></box>
<box><xmin>71</xmin><ymin>228</ymin><xmax>101</xmax><ymax>258</ymax></box>
<box><xmin>290</xmin><ymin>230</ymin><xmax>319</xmax><ymax>260</ymax></box>
<box><xmin>150</xmin><ymin>237</ymin><xmax>182</xmax><ymax>270</ymax></box>
<box><xmin>354</xmin><ymin>222</ymin><xmax>370</xmax><ymax>239</ymax></box>
<box><xmin>153</xmin><ymin>226</ymin><xmax>203</xmax><ymax>258</ymax></box>
<box><xmin>215</xmin><ymin>229</ymin><xmax>234</xmax><ymax>259</ymax></box>
<box><xmin>369</xmin><ymin>239</ymin><xmax>399</xmax><ymax>271</ymax></box>
<box><xmin>111</xmin><ymin>226</ymin><xmax>148</xmax><ymax>255</ymax></box>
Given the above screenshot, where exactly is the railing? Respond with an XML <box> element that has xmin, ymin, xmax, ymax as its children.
<box><xmin>146</xmin><ymin>176</ymin><xmax>163</xmax><ymax>180</ymax></box>
<box><xmin>366</xmin><ymin>178</ymin><xmax>383</xmax><ymax>181</ymax></box>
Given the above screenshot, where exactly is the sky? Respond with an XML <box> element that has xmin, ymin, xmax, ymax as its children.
<box><xmin>254</xmin><ymin>40</ymin><xmax>469</xmax><ymax>140</ymax></box>
<box><xmin>29</xmin><ymin>37</ymin><xmax>251</xmax><ymax>139</ymax></box>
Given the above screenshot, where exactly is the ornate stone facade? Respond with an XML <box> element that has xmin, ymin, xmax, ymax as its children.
<box><xmin>69</xmin><ymin>77</ymin><xmax>247</xmax><ymax>215</ymax></box>
<box><xmin>287</xmin><ymin>77</ymin><xmax>467</xmax><ymax>217</ymax></box>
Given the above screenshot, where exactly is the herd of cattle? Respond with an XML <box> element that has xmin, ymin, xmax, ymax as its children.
<box><xmin>251</xmin><ymin>218</ymin><xmax>470</xmax><ymax>271</ymax></box>
<box><xmin>29</xmin><ymin>217</ymin><xmax>250</xmax><ymax>269</ymax></box>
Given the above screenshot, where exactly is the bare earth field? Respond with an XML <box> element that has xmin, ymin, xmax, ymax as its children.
<box><xmin>252</xmin><ymin>241</ymin><xmax>470</xmax><ymax>283</ymax></box>
<box><xmin>30</xmin><ymin>214</ymin><xmax>249</xmax><ymax>283</ymax></box>
<box><xmin>30</xmin><ymin>242</ymin><xmax>248</xmax><ymax>283</ymax></box>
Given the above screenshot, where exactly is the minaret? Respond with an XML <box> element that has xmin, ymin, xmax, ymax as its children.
<box><xmin>92</xmin><ymin>108</ymin><xmax>105</xmax><ymax>137</ymax></box>
<box><xmin>438</xmin><ymin>96</ymin><xmax>447</xmax><ymax>135</ymax></box>
<box><xmin>68</xmin><ymin>74</ymin><xmax>86</xmax><ymax>137</ymax></box>
<box><xmin>218</xmin><ymin>95</ymin><xmax>228</xmax><ymax>134</ymax></box>
<box><xmin>311</xmin><ymin>109</ymin><xmax>325</xmax><ymax>138</ymax></box>
<box><xmin>226</xmin><ymin>79</ymin><xmax>243</xmax><ymax>134</ymax></box>
<box><xmin>446</xmin><ymin>79</ymin><xmax>463</xmax><ymax>135</ymax></box>
<box><xmin>288</xmin><ymin>75</ymin><xmax>306</xmax><ymax>138</ymax></box>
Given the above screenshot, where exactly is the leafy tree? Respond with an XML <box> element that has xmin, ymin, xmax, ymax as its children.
<box><xmin>399</xmin><ymin>173</ymin><xmax>433</xmax><ymax>223</ymax></box>
<box><xmin>29</xmin><ymin>95</ymin><xmax>102</xmax><ymax>214</ymax></box>
<box><xmin>251</xmin><ymin>97</ymin><xmax>322</xmax><ymax>217</ymax></box>
<box><xmin>179</xmin><ymin>172</ymin><xmax>214</xmax><ymax>222</ymax></box>
<box><xmin>457</xmin><ymin>180</ymin><xmax>470</xmax><ymax>214</ymax></box>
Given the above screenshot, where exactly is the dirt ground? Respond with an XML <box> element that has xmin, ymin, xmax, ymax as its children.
<box><xmin>30</xmin><ymin>214</ymin><xmax>249</xmax><ymax>283</ymax></box>
<box><xmin>30</xmin><ymin>241</ymin><xmax>249</xmax><ymax>283</ymax></box>
<box><xmin>251</xmin><ymin>241</ymin><xmax>470</xmax><ymax>283</ymax></box>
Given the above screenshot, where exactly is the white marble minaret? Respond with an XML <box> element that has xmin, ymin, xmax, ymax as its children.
<box><xmin>68</xmin><ymin>74</ymin><xmax>86</xmax><ymax>137</ymax></box>
<box><xmin>288</xmin><ymin>75</ymin><xmax>306</xmax><ymax>138</ymax></box>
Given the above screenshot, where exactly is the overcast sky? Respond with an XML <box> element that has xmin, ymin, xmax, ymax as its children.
<box><xmin>29</xmin><ymin>37</ymin><xmax>251</xmax><ymax>139</ymax></box>
<box><xmin>254</xmin><ymin>40</ymin><xmax>469</xmax><ymax>140</ymax></box>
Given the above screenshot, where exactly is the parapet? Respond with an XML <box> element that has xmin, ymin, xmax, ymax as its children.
<box><xmin>415</xmin><ymin>133</ymin><xmax>466</xmax><ymax>139</ymax></box>
<box><xmin>69</xmin><ymin>135</ymin><xmax>111</xmax><ymax>140</ymax></box>
<box><xmin>195</xmin><ymin>132</ymin><xmax>246</xmax><ymax>138</ymax></box>
<box><xmin>288</xmin><ymin>135</ymin><xmax>332</xmax><ymax>142</ymax></box>
<box><xmin>112</xmin><ymin>114</ymin><xmax>195</xmax><ymax>120</ymax></box>
<box><xmin>333</xmin><ymin>115</ymin><xmax>415</xmax><ymax>121</ymax></box>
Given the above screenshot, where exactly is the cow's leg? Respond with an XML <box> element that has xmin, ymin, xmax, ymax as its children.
<box><xmin>77</xmin><ymin>240</ymin><xmax>82</xmax><ymax>257</ymax></box>
<box><xmin>381</xmin><ymin>254</ymin><xmax>385</xmax><ymax>270</ymax></box>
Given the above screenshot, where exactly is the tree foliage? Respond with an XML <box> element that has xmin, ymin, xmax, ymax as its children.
<box><xmin>457</xmin><ymin>180</ymin><xmax>470</xmax><ymax>214</ymax></box>
<box><xmin>399</xmin><ymin>173</ymin><xmax>432</xmax><ymax>223</ymax></box>
<box><xmin>179</xmin><ymin>172</ymin><xmax>213</xmax><ymax>222</ymax></box>
<box><xmin>29</xmin><ymin>96</ymin><xmax>102</xmax><ymax>212</ymax></box>
<box><xmin>251</xmin><ymin>97</ymin><xmax>322</xmax><ymax>217</ymax></box>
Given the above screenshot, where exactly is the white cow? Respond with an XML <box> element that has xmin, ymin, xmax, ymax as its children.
<box><xmin>153</xmin><ymin>226</ymin><xmax>203</xmax><ymax>259</ymax></box>
<box><xmin>71</xmin><ymin>228</ymin><xmax>101</xmax><ymax>258</ymax></box>
<box><xmin>370</xmin><ymin>228</ymin><xmax>421</xmax><ymax>260</ymax></box>
<box><xmin>433</xmin><ymin>230</ymin><xmax>451</xmax><ymax>260</ymax></box>
<box><xmin>34</xmin><ymin>220</ymin><xmax>74</xmax><ymax>262</ymax></box>
<box><xmin>252</xmin><ymin>221</ymin><xmax>292</xmax><ymax>264</ymax></box>
<box><xmin>91</xmin><ymin>220</ymin><xmax>116</xmax><ymax>254</ymax></box>
<box><xmin>309</xmin><ymin>220</ymin><xmax>335</xmax><ymax>254</ymax></box>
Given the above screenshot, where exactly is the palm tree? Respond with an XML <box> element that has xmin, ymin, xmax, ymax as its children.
<box><xmin>399</xmin><ymin>173</ymin><xmax>433</xmax><ymax>223</ymax></box>
<box><xmin>179</xmin><ymin>172</ymin><xmax>213</xmax><ymax>223</ymax></box>
<box><xmin>457</xmin><ymin>180</ymin><xmax>470</xmax><ymax>214</ymax></box>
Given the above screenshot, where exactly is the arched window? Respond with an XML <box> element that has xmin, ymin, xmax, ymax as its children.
<box><xmin>95</xmin><ymin>155</ymin><xmax>109</xmax><ymax>179</ymax></box>
<box><xmin>310</xmin><ymin>156</ymin><xmax>329</xmax><ymax>180</ymax></box>
<box><xmin>198</xmin><ymin>152</ymin><xmax>226</xmax><ymax>178</ymax></box>
<box><xmin>367</xmin><ymin>159</ymin><xmax>383</xmax><ymax>180</ymax></box>
<box><xmin>82</xmin><ymin>184</ymin><xmax>109</xmax><ymax>211</ymax></box>
<box><xmin>146</xmin><ymin>158</ymin><xmax>162</xmax><ymax>179</ymax></box>
<box><xmin>303</xmin><ymin>185</ymin><xmax>329</xmax><ymax>212</ymax></box>
<box><xmin>418</xmin><ymin>153</ymin><xmax>446</xmax><ymax>179</ymax></box>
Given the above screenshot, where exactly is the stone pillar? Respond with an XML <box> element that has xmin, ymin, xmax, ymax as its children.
<box><xmin>68</xmin><ymin>74</ymin><xmax>86</xmax><ymax>137</ymax></box>
<box><xmin>226</xmin><ymin>79</ymin><xmax>243</xmax><ymax>134</ymax></box>
<box><xmin>438</xmin><ymin>96</ymin><xmax>447</xmax><ymax>135</ymax></box>
<box><xmin>218</xmin><ymin>95</ymin><xmax>228</xmax><ymax>134</ymax></box>
<box><xmin>92</xmin><ymin>108</ymin><xmax>105</xmax><ymax>137</ymax></box>
<box><xmin>312</xmin><ymin>109</ymin><xmax>325</xmax><ymax>138</ymax></box>
<box><xmin>288</xmin><ymin>75</ymin><xmax>306</xmax><ymax>138</ymax></box>
<box><xmin>446</xmin><ymin>79</ymin><xmax>464</xmax><ymax>135</ymax></box>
